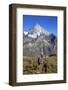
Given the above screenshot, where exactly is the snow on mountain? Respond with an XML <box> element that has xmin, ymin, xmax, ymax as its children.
<box><xmin>24</xmin><ymin>24</ymin><xmax>50</xmax><ymax>38</ymax></box>
<box><xmin>24</xmin><ymin>31</ymin><xmax>28</xmax><ymax>35</ymax></box>
<box><xmin>28</xmin><ymin>34</ymin><xmax>37</xmax><ymax>38</ymax></box>
<box><xmin>28</xmin><ymin>24</ymin><xmax>50</xmax><ymax>38</ymax></box>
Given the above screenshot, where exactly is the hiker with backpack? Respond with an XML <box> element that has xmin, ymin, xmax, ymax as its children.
<box><xmin>37</xmin><ymin>53</ymin><xmax>47</xmax><ymax>73</ymax></box>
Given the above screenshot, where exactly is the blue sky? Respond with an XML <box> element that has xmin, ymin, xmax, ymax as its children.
<box><xmin>23</xmin><ymin>15</ymin><xmax>57</xmax><ymax>35</ymax></box>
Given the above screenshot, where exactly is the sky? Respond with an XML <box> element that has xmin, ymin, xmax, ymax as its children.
<box><xmin>23</xmin><ymin>15</ymin><xmax>57</xmax><ymax>35</ymax></box>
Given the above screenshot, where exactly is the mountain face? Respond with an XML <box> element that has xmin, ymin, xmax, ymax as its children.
<box><xmin>23</xmin><ymin>24</ymin><xmax>57</xmax><ymax>57</ymax></box>
<box><xmin>28</xmin><ymin>24</ymin><xmax>50</xmax><ymax>38</ymax></box>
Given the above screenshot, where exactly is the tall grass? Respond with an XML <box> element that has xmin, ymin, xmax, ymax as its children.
<box><xmin>23</xmin><ymin>56</ymin><xmax>57</xmax><ymax>74</ymax></box>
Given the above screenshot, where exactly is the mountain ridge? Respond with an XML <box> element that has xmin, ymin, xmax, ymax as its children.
<box><xmin>24</xmin><ymin>24</ymin><xmax>50</xmax><ymax>38</ymax></box>
<box><xmin>23</xmin><ymin>23</ymin><xmax>57</xmax><ymax>57</ymax></box>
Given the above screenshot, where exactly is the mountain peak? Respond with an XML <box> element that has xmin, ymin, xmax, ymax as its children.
<box><xmin>34</xmin><ymin>23</ymin><xmax>41</xmax><ymax>27</ymax></box>
<box><xmin>32</xmin><ymin>23</ymin><xmax>43</xmax><ymax>33</ymax></box>
<box><xmin>30</xmin><ymin>23</ymin><xmax>42</xmax><ymax>33</ymax></box>
<box><xmin>28</xmin><ymin>23</ymin><xmax>50</xmax><ymax>36</ymax></box>
<box><xmin>24</xmin><ymin>23</ymin><xmax>50</xmax><ymax>38</ymax></box>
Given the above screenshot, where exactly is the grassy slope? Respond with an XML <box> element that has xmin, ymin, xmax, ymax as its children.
<box><xmin>23</xmin><ymin>56</ymin><xmax>57</xmax><ymax>75</ymax></box>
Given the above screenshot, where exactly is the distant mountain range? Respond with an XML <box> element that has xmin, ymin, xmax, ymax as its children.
<box><xmin>23</xmin><ymin>24</ymin><xmax>57</xmax><ymax>57</ymax></box>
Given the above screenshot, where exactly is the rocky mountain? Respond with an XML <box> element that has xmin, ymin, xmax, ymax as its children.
<box><xmin>23</xmin><ymin>24</ymin><xmax>57</xmax><ymax>57</ymax></box>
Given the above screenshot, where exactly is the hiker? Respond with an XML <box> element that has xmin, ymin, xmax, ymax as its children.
<box><xmin>38</xmin><ymin>54</ymin><xmax>44</xmax><ymax>65</ymax></box>
<box><xmin>37</xmin><ymin>54</ymin><xmax>44</xmax><ymax>73</ymax></box>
